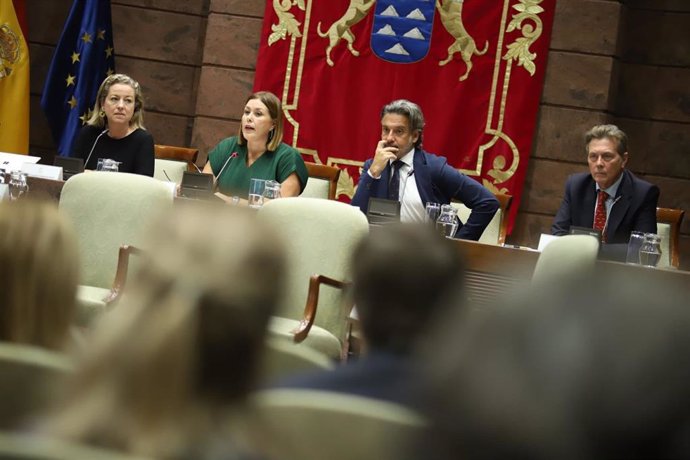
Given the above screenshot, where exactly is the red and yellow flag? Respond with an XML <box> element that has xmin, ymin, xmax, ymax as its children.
<box><xmin>0</xmin><ymin>0</ymin><xmax>30</xmax><ymax>154</ymax></box>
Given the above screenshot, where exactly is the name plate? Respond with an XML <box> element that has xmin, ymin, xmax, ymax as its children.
<box><xmin>21</xmin><ymin>162</ymin><xmax>64</xmax><ymax>181</ymax></box>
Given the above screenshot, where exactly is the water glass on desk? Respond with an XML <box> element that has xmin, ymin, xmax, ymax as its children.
<box><xmin>626</xmin><ymin>231</ymin><xmax>645</xmax><ymax>264</ymax></box>
<box><xmin>248</xmin><ymin>178</ymin><xmax>266</xmax><ymax>209</ymax></box>
<box><xmin>425</xmin><ymin>202</ymin><xmax>441</xmax><ymax>223</ymax></box>
<box><xmin>639</xmin><ymin>233</ymin><xmax>662</xmax><ymax>268</ymax></box>
<box><xmin>8</xmin><ymin>171</ymin><xmax>29</xmax><ymax>200</ymax></box>
<box><xmin>263</xmin><ymin>180</ymin><xmax>281</xmax><ymax>201</ymax></box>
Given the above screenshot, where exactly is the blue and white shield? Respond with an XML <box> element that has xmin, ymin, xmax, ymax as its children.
<box><xmin>370</xmin><ymin>0</ymin><xmax>436</xmax><ymax>63</ymax></box>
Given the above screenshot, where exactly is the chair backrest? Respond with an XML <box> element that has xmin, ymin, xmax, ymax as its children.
<box><xmin>250</xmin><ymin>389</ymin><xmax>426</xmax><ymax>460</ymax></box>
<box><xmin>656</xmin><ymin>207</ymin><xmax>684</xmax><ymax>269</ymax></box>
<box><xmin>451</xmin><ymin>192</ymin><xmax>512</xmax><ymax>245</ymax></box>
<box><xmin>0</xmin><ymin>431</ymin><xmax>153</xmax><ymax>460</ymax></box>
<box><xmin>58</xmin><ymin>172</ymin><xmax>174</xmax><ymax>288</ymax></box>
<box><xmin>153</xmin><ymin>158</ymin><xmax>187</xmax><ymax>184</ymax></box>
<box><xmin>153</xmin><ymin>144</ymin><xmax>199</xmax><ymax>172</ymax></box>
<box><xmin>258</xmin><ymin>338</ymin><xmax>334</xmax><ymax>384</ymax></box>
<box><xmin>257</xmin><ymin>198</ymin><xmax>369</xmax><ymax>344</ymax></box>
<box><xmin>301</xmin><ymin>162</ymin><xmax>340</xmax><ymax>200</ymax></box>
<box><xmin>0</xmin><ymin>343</ymin><xmax>73</xmax><ymax>429</ymax></box>
<box><xmin>532</xmin><ymin>235</ymin><xmax>599</xmax><ymax>285</ymax></box>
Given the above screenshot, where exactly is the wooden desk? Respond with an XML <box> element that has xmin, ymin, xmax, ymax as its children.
<box><xmin>26</xmin><ymin>176</ymin><xmax>66</xmax><ymax>201</ymax></box>
<box><xmin>452</xmin><ymin>239</ymin><xmax>690</xmax><ymax>306</ymax></box>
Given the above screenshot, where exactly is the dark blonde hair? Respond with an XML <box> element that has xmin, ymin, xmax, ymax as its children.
<box><xmin>87</xmin><ymin>73</ymin><xmax>146</xmax><ymax>129</ymax></box>
<box><xmin>0</xmin><ymin>200</ymin><xmax>79</xmax><ymax>350</ymax></box>
<box><xmin>46</xmin><ymin>204</ymin><xmax>286</xmax><ymax>457</ymax></box>
<box><xmin>237</xmin><ymin>91</ymin><xmax>284</xmax><ymax>151</ymax></box>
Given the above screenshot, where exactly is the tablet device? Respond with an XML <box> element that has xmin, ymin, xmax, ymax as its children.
<box><xmin>53</xmin><ymin>156</ymin><xmax>84</xmax><ymax>180</ymax></box>
<box><xmin>367</xmin><ymin>197</ymin><xmax>401</xmax><ymax>227</ymax></box>
<box><xmin>180</xmin><ymin>171</ymin><xmax>214</xmax><ymax>200</ymax></box>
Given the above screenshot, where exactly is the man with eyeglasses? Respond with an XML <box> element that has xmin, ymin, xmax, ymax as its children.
<box><xmin>551</xmin><ymin>124</ymin><xmax>659</xmax><ymax>244</ymax></box>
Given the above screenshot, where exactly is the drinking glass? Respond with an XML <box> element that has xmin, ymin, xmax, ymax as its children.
<box><xmin>425</xmin><ymin>202</ymin><xmax>441</xmax><ymax>224</ymax></box>
<box><xmin>96</xmin><ymin>158</ymin><xmax>105</xmax><ymax>171</ymax></box>
<box><xmin>248</xmin><ymin>178</ymin><xmax>266</xmax><ymax>208</ymax></box>
<box><xmin>101</xmin><ymin>159</ymin><xmax>120</xmax><ymax>172</ymax></box>
<box><xmin>436</xmin><ymin>204</ymin><xmax>459</xmax><ymax>238</ymax></box>
<box><xmin>263</xmin><ymin>180</ymin><xmax>281</xmax><ymax>201</ymax></box>
<box><xmin>8</xmin><ymin>171</ymin><xmax>29</xmax><ymax>200</ymax></box>
<box><xmin>625</xmin><ymin>231</ymin><xmax>645</xmax><ymax>264</ymax></box>
<box><xmin>639</xmin><ymin>233</ymin><xmax>662</xmax><ymax>268</ymax></box>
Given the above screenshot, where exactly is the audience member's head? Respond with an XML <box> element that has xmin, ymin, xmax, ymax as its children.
<box><xmin>44</xmin><ymin>204</ymin><xmax>286</xmax><ymax>458</ymax></box>
<box><xmin>418</xmin><ymin>272</ymin><xmax>690</xmax><ymax>460</ymax></box>
<box><xmin>0</xmin><ymin>199</ymin><xmax>79</xmax><ymax>350</ymax></box>
<box><xmin>352</xmin><ymin>224</ymin><xmax>465</xmax><ymax>355</ymax></box>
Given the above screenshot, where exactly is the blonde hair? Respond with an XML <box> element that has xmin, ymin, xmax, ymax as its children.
<box><xmin>237</xmin><ymin>91</ymin><xmax>284</xmax><ymax>151</ymax></box>
<box><xmin>87</xmin><ymin>73</ymin><xmax>146</xmax><ymax>129</ymax></box>
<box><xmin>0</xmin><ymin>200</ymin><xmax>79</xmax><ymax>350</ymax></box>
<box><xmin>45</xmin><ymin>203</ymin><xmax>285</xmax><ymax>457</ymax></box>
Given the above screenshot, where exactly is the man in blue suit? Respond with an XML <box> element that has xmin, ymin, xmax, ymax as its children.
<box><xmin>351</xmin><ymin>99</ymin><xmax>498</xmax><ymax>240</ymax></box>
<box><xmin>552</xmin><ymin>124</ymin><xmax>659</xmax><ymax>244</ymax></box>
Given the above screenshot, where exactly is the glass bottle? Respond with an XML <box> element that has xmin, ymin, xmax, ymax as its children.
<box><xmin>639</xmin><ymin>233</ymin><xmax>662</xmax><ymax>268</ymax></box>
<box><xmin>436</xmin><ymin>204</ymin><xmax>459</xmax><ymax>238</ymax></box>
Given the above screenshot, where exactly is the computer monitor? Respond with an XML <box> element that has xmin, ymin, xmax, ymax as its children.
<box><xmin>180</xmin><ymin>171</ymin><xmax>214</xmax><ymax>200</ymax></box>
<box><xmin>53</xmin><ymin>156</ymin><xmax>84</xmax><ymax>180</ymax></box>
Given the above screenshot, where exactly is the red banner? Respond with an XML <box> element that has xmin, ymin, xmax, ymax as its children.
<box><xmin>253</xmin><ymin>0</ymin><xmax>555</xmax><ymax>232</ymax></box>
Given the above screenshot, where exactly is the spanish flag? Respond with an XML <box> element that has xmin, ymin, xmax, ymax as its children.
<box><xmin>0</xmin><ymin>0</ymin><xmax>30</xmax><ymax>154</ymax></box>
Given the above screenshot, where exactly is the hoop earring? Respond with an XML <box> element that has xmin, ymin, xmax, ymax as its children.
<box><xmin>267</xmin><ymin>127</ymin><xmax>275</xmax><ymax>143</ymax></box>
<box><xmin>99</xmin><ymin>110</ymin><xmax>106</xmax><ymax>118</ymax></box>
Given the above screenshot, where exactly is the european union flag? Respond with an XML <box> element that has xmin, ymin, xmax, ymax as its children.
<box><xmin>41</xmin><ymin>0</ymin><xmax>115</xmax><ymax>156</ymax></box>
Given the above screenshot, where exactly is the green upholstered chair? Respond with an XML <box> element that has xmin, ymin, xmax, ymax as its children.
<box><xmin>153</xmin><ymin>158</ymin><xmax>187</xmax><ymax>185</ymax></box>
<box><xmin>249</xmin><ymin>389</ymin><xmax>426</xmax><ymax>460</ymax></box>
<box><xmin>257</xmin><ymin>198</ymin><xmax>369</xmax><ymax>360</ymax></box>
<box><xmin>58</xmin><ymin>172</ymin><xmax>174</xmax><ymax>320</ymax></box>
<box><xmin>451</xmin><ymin>192</ymin><xmax>512</xmax><ymax>245</ymax></box>
<box><xmin>532</xmin><ymin>234</ymin><xmax>600</xmax><ymax>285</ymax></box>
<box><xmin>0</xmin><ymin>431</ymin><xmax>153</xmax><ymax>460</ymax></box>
<box><xmin>258</xmin><ymin>338</ymin><xmax>334</xmax><ymax>384</ymax></box>
<box><xmin>301</xmin><ymin>162</ymin><xmax>340</xmax><ymax>200</ymax></box>
<box><xmin>0</xmin><ymin>342</ymin><xmax>73</xmax><ymax>429</ymax></box>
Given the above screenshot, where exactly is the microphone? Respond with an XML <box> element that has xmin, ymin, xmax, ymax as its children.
<box><xmin>162</xmin><ymin>170</ymin><xmax>172</xmax><ymax>182</ymax></box>
<box><xmin>191</xmin><ymin>161</ymin><xmax>203</xmax><ymax>173</ymax></box>
<box><xmin>215</xmin><ymin>150</ymin><xmax>237</xmax><ymax>182</ymax></box>
<box><xmin>84</xmin><ymin>129</ymin><xmax>109</xmax><ymax>169</ymax></box>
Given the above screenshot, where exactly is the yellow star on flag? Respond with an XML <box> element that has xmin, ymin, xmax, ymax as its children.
<box><xmin>67</xmin><ymin>96</ymin><xmax>78</xmax><ymax>109</ymax></box>
<box><xmin>80</xmin><ymin>109</ymin><xmax>92</xmax><ymax>124</ymax></box>
<box><xmin>97</xmin><ymin>29</ymin><xmax>106</xmax><ymax>40</ymax></box>
<box><xmin>81</xmin><ymin>31</ymin><xmax>92</xmax><ymax>44</ymax></box>
<box><xmin>105</xmin><ymin>45</ymin><xmax>114</xmax><ymax>58</ymax></box>
<box><xmin>65</xmin><ymin>74</ymin><xmax>76</xmax><ymax>87</ymax></box>
<box><xmin>70</xmin><ymin>52</ymin><xmax>80</xmax><ymax>64</ymax></box>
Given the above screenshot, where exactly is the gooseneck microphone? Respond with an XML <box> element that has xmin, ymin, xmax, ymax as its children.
<box><xmin>84</xmin><ymin>129</ymin><xmax>109</xmax><ymax>169</ymax></box>
<box><xmin>215</xmin><ymin>150</ymin><xmax>236</xmax><ymax>182</ymax></box>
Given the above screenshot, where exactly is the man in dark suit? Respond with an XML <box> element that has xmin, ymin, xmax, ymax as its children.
<box><xmin>552</xmin><ymin>124</ymin><xmax>659</xmax><ymax>244</ymax></box>
<box><xmin>276</xmin><ymin>224</ymin><xmax>466</xmax><ymax>406</ymax></box>
<box><xmin>351</xmin><ymin>99</ymin><xmax>498</xmax><ymax>241</ymax></box>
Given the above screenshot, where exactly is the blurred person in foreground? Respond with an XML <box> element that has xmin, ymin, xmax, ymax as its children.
<box><xmin>278</xmin><ymin>223</ymin><xmax>466</xmax><ymax>406</ymax></box>
<box><xmin>202</xmin><ymin>91</ymin><xmax>308</xmax><ymax>203</ymax></box>
<box><xmin>41</xmin><ymin>203</ymin><xmax>286</xmax><ymax>459</ymax></box>
<box><xmin>73</xmin><ymin>73</ymin><xmax>155</xmax><ymax>176</ymax></box>
<box><xmin>351</xmin><ymin>99</ymin><xmax>498</xmax><ymax>240</ymax></box>
<box><xmin>552</xmin><ymin>124</ymin><xmax>659</xmax><ymax>244</ymax></box>
<box><xmin>0</xmin><ymin>199</ymin><xmax>79</xmax><ymax>350</ymax></box>
<box><xmin>417</xmin><ymin>271</ymin><xmax>690</xmax><ymax>460</ymax></box>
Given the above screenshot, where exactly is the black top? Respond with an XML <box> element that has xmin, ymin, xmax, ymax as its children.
<box><xmin>73</xmin><ymin>124</ymin><xmax>155</xmax><ymax>177</ymax></box>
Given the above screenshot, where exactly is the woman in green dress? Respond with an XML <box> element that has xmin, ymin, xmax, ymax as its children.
<box><xmin>202</xmin><ymin>91</ymin><xmax>308</xmax><ymax>202</ymax></box>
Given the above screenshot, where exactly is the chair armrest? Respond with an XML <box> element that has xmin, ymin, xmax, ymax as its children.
<box><xmin>102</xmin><ymin>245</ymin><xmax>144</xmax><ymax>305</ymax></box>
<box><xmin>292</xmin><ymin>274</ymin><xmax>349</xmax><ymax>343</ymax></box>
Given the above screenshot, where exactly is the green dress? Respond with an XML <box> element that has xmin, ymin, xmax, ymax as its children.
<box><xmin>207</xmin><ymin>137</ymin><xmax>308</xmax><ymax>197</ymax></box>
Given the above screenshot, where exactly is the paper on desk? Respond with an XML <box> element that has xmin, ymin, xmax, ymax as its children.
<box><xmin>0</xmin><ymin>151</ymin><xmax>41</xmax><ymax>173</ymax></box>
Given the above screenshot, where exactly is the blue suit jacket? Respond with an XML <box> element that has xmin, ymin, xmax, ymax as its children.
<box><xmin>351</xmin><ymin>149</ymin><xmax>499</xmax><ymax>241</ymax></box>
<box><xmin>274</xmin><ymin>351</ymin><xmax>420</xmax><ymax>408</ymax></box>
<box><xmin>551</xmin><ymin>169</ymin><xmax>659</xmax><ymax>244</ymax></box>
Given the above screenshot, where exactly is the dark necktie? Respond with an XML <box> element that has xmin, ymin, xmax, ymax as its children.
<box><xmin>594</xmin><ymin>190</ymin><xmax>608</xmax><ymax>242</ymax></box>
<box><xmin>388</xmin><ymin>160</ymin><xmax>404</xmax><ymax>201</ymax></box>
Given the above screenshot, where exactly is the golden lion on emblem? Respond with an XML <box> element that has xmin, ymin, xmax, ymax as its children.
<box><xmin>436</xmin><ymin>0</ymin><xmax>489</xmax><ymax>81</ymax></box>
<box><xmin>0</xmin><ymin>24</ymin><xmax>21</xmax><ymax>78</ymax></box>
<box><xmin>317</xmin><ymin>0</ymin><xmax>376</xmax><ymax>67</ymax></box>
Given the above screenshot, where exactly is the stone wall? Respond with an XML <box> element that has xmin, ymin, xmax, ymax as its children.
<box><xmin>26</xmin><ymin>0</ymin><xmax>689</xmax><ymax>268</ymax></box>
